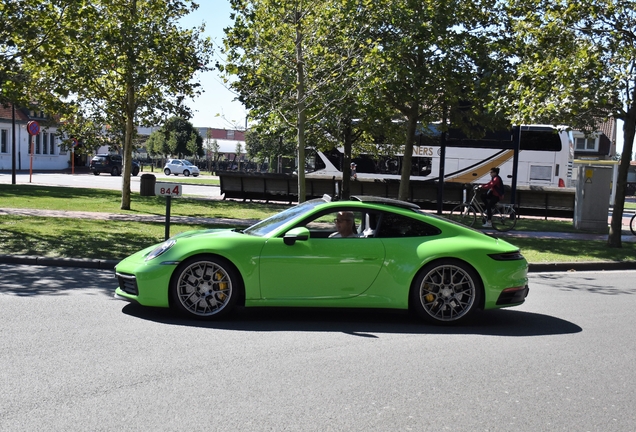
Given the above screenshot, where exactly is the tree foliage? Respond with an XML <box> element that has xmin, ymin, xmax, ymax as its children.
<box><xmin>364</xmin><ymin>0</ymin><xmax>513</xmax><ymax>199</ymax></box>
<box><xmin>223</xmin><ymin>0</ymin><xmax>381</xmax><ymax>201</ymax></box>
<box><xmin>146</xmin><ymin>117</ymin><xmax>203</xmax><ymax>158</ymax></box>
<box><xmin>504</xmin><ymin>0</ymin><xmax>636</xmax><ymax>247</ymax></box>
<box><xmin>20</xmin><ymin>0</ymin><xmax>212</xmax><ymax>210</ymax></box>
<box><xmin>0</xmin><ymin>0</ymin><xmax>78</xmax><ymax>105</ymax></box>
<box><xmin>223</xmin><ymin>0</ymin><xmax>516</xmax><ymax>201</ymax></box>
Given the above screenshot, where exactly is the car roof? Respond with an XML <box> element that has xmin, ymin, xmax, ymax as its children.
<box><xmin>349</xmin><ymin>195</ymin><xmax>421</xmax><ymax>210</ymax></box>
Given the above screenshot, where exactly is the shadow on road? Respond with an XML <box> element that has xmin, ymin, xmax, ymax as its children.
<box><xmin>120</xmin><ymin>303</ymin><xmax>581</xmax><ymax>337</ymax></box>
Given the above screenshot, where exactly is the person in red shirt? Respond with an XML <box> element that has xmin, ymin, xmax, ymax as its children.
<box><xmin>480</xmin><ymin>167</ymin><xmax>504</xmax><ymax>228</ymax></box>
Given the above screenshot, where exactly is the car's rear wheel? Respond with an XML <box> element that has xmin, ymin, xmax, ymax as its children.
<box><xmin>111</xmin><ymin>166</ymin><xmax>120</xmax><ymax>176</ymax></box>
<box><xmin>164</xmin><ymin>168</ymin><xmax>171</xmax><ymax>176</ymax></box>
<box><xmin>183</xmin><ymin>169</ymin><xmax>190</xmax><ymax>177</ymax></box>
<box><xmin>132</xmin><ymin>167</ymin><xmax>139</xmax><ymax>176</ymax></box>
<box><xmin>411</xmin><ymin>259</ymin><xmax>482</xmax><ymax>325</ymax></box>
<box><xmin>93</xmin><ymin>172</ymin><xmax>100</xmax><ymax>176</ymax></box>
<box><xmin>170</xmin><ymin>255</ymin><xmax>240</xmax><ymax>320</ymax></box>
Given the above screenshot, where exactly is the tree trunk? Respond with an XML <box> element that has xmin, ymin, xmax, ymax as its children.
<box><xmin>607</xmin><ymin>110</ymin><xmax>636</xmax><ymax>247</ymax></box>
<box><xmin>295</xmin><ymin>10</ymin><xmax>306</xmax><ymax>203</ymax></box>
<box><xmin>120</xmin><ymin>0</ymin><xmax>136</xmax><ymax>211</ymax></box>
<box><xmin>121</xmin><ymin>81</ymin><xmax>134</xmax><ymax>210</ymax></box>
<box><xmin>398</xmin><ymin>106</ymin><xmax>418</xmax><ymax>201</ymax></box>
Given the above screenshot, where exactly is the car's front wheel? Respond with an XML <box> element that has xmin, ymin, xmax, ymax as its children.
<box><xmin>411</xmin><ymin>259</ymin><xmax>482</xmax><ymax>325</ymax></box>
<box><xmin>183</xmin><ymin>169</ymin><xmax>190</xmax><ymax>176</ymax></box>
<box><xmin>93</xmin><ymin>172</ymin><xmax>100</xmax><ymax>176</ymax></box>
<box><xmin>170</xmin><ymin>255</ymin><xmax>240</xmax><ymax>319</ymax></box>
<box><xmin>111</xmin><ymin>166</ymin><xmax>120</xmax><ymax>176</ymax></box>
<box><xmin>132</xmin><ymin>168</ymin><xmax>139</xmax><ymax>176</ymax></box>
<box><xmin>164</xmin><ymin>168</ymin><xmax>171</xmax><ymax>176</ymax></box>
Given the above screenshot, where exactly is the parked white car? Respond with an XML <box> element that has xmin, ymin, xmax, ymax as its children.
<box><xmin>163</xmin><ymin>159</ymin><xmax>200</xmax><ymax>177</ymax></box>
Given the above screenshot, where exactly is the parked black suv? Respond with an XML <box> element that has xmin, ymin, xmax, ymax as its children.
<box><xmin>90</xmin><ymin>154</ymin><xmax>140</xmax><ymax>176</ymax></box>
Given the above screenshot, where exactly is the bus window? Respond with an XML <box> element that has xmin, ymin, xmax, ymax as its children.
<box><xmin>521</xmin><ymin>130</ymin><xmax>562</xmax><ymax>151</ymax></box>
<box><xmin>530</xmin><ymin>165</ymin><xmax>552</xmax><ymax>181</ymax></box>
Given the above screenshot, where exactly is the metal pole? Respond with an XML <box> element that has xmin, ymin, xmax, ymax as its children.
<box><xmin>165</xmin><ymin>196</ymin><xmax>171</xmax><ymax>240</ymax></box>
<box><xmin>29</xmin><ymin>135</ymin><xmax>34</xmax><ymax>183</ymax></box>
<box><xmin>511</xmin><ymin>126</ymin><xmax>520</xmax><ymax>206</ymax></box>
<box><xmin>11</xmin><ymin>104</ymin><xmax>16</xmax><ymax>184</ymax></box>
<box><xmin>437</xmin><ymin>131</ymin><xmax>447</xmax><ymax>215</ymax></box>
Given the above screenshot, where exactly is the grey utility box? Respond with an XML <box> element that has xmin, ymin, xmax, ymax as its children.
<box><xmin>574</xmin><ymin>166</ymin><xmax>612</xmax><ymax>231</ymax></box>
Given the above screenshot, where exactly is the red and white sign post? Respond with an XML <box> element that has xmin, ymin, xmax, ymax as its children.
<box><xmin>27</xmin><ymin>121</ymin><xmax>40</xmax><ymax>183</ymax></box>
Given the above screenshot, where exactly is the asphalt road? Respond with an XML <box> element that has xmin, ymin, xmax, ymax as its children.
<box><xmin>1</xmin><ymin>265</ymin><xmax>635</xmax><ymax>431</ymax></box>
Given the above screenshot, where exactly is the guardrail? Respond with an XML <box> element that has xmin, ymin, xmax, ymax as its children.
<box><xmin>218</xmin><ymin>171</ymin><xmax>575</xmax><ymax>219</ymax></box>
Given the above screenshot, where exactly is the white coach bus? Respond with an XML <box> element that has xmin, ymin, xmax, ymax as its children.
<box><xmin>305</xmin><ymin>125</ymin><xmax>574</xmax><ymax>188</ymax></box>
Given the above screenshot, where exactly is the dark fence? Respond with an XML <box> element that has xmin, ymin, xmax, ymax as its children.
<box><xmin>218</xmin><ymin>171</ymin><xmax>575</xmax><ymax>219</ymax></box>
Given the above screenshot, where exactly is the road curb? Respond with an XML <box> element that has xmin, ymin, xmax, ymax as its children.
<box><xmin>0</xmin><ymin>254</ymin><xmax>119</xmax><ymax>270</ymax></box>
<box><xmin>528</xmin><ymin>261</ymin><xmax>636</xmax><ymax>272</ymax></box>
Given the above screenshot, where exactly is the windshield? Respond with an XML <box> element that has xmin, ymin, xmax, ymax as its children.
<box><xmin>243</xmin><ymin>198</ymin><xmax>327</xmax><ymax>237</ymax></box>
<box><xmin>183</xmin><ymin>160</ymin><xmax>194</xmax><ymax>166</ymax></box>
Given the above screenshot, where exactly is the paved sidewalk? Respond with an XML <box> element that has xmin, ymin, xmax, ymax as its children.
<box><xmin>1</xmin><ymin>207</ymin><xmax>635</xmax><ymax>272</ymax></box>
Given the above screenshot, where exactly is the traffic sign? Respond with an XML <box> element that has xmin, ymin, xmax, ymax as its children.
<box><xmin>155</xmin><ymin>183</ymin><xmax>182</xmax><ymax>197</ymax></box>
<box><xmin>27</xmin><ymin>121</ymin><xmax>40</xmax><ymax>136</ymax></box>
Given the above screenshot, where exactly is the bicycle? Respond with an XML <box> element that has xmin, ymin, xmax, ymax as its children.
<box><xmin>448</xmin><ymin>186</ymin><xmax>517</xmax><ymax>232</ymax></box>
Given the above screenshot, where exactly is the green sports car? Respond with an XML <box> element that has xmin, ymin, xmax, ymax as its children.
<box><xmin>114</xmin><ymin>195</ymin><xmax>529</xmax><ymax>324</ymax></box>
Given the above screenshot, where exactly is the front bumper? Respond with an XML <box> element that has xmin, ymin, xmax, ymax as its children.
<box><xmin>114</xmin><ymin>250</ymin><xmax>178</xmax><ymax>308</ymax></box>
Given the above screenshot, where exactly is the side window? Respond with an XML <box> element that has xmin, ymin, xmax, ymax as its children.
<box><xmin>376</xmin><ymin>212</ymin><xmax>441</xmax><ymax>238</ymax></box>
<box><xmin>300</xmin><ymin>210</ymin><xmax>363</xmax><ymax>238</ymax></box>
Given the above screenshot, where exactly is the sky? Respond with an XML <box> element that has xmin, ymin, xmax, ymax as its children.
<box><xmin>180</xmin><ymin>2</ymin><xmax>628</xmax><ymax>155</ymax></box>
<box><xmin>180</xmin><ymin>1</ymin><xmax>247</xmax><ymax>130</ymax></box>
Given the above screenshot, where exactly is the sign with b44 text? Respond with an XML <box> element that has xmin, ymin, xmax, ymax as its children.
<box><xmin>155</xmin><ymin>183</ymin><xmax>182</xmax><ymax>197</ymax></box>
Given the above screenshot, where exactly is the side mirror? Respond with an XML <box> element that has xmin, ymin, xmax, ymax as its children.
<box><xmin>283</xmin><ymin>227</ymin><xmax>310</xmax><ymax>246</ymax></box>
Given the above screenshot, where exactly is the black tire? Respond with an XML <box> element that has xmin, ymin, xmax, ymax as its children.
<box><xmin>169</xmin><ymin>255</ymin><xmax>240</xmax><ymax>320</ymax></box>
<box><xmin>164</xmin><ymin>168</ymin><xmax>171</xmax><ymax>176</ymax></box>
<box><xmin>631</xmin><ymin>214</ymin><xmax>636</xmax><ymax>236</ymax></box>
<box><xmin>410</xmin><ymin>259</ymin><xmax>482</xmax><ymax>325</ymax></box>
<box><xmin>132</xmin><ymin>168</ymin><xmax>139</xmax><ymax>176</ymax></box>
<box><xmin>93</xmin><ymin>172</ymin><xmax>100</xmax><ymax>176</ymax></box>
<box><xmin>183</xmin><ymin>169</ymin><xmax>190</xmax><ymax>177</ymax></box>
<box><xmin>448</xmin><ymin>204</ymin><xmax>477</xmax><ymax>227</ymax></box>
<box><xmin>111</xmin><ymin>166</ymin><xmax>120</xmax><ymax>176</ymax></box>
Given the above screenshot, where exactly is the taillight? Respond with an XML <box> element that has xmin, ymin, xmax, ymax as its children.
<box><xmin>488</xmin><ymin>250</ymin><xmax>525</xmax><ymax>261</ymax></box>
<box><xmin>558</xmin><ymin>178</ymin><xmax>565</xmax><ymax>187</ymax></box>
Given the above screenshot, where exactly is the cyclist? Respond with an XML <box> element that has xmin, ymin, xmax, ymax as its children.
<box><xmin>481</xmin><ymin>167</ymin><xmax>505</xmax><ymax>228</ymax></box>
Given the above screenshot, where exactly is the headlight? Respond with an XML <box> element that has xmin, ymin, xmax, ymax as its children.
<box><xmin>145</xmin><ymin>239</ymin><xmax>176</xmax><ymax>261</ymax></box>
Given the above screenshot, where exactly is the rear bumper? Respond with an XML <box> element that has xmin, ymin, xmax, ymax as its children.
<box><xmin>496</xmin><ymin>285</ymin><xmax>529</xmax><ymax>306</ymax></box>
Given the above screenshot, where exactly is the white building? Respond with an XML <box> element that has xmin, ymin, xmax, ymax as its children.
<box><xmin>0</xmin><ymin>104</ymin><xmax>69</xmax><ymax>171</ymax></box>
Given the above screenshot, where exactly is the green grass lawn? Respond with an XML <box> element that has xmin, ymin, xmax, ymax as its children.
<box><xmin>1</xmin><ymin>184</ymin><xmax>635</xmax><ymax>263</ymax></box>
<box><xmin>0</xmin><ymin>184</ymin><xmax>282</xmax><ymax>219</ymax></box>
<box><xmin>157</xmin><ymin>176</ymin><xmax>220</xmax><ymax>186</ymax></box>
